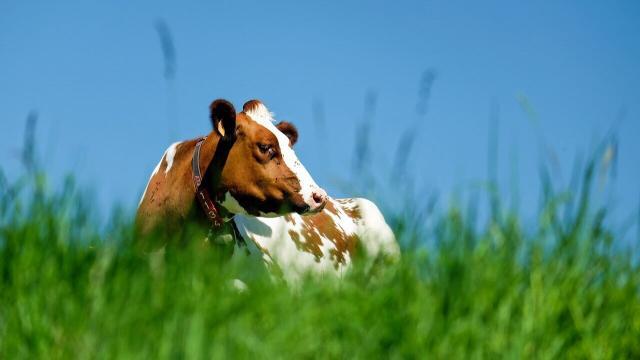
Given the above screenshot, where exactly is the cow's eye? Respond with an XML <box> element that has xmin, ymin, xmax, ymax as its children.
<box><xmin>258</xmin><ymin>143</ymin><xmax>270</xmax><ymax>153</ymax></box>
<box><xmin>258</xmin><ymin>144</ymin><xmax>277</xmax><ymax>159</ymax></box>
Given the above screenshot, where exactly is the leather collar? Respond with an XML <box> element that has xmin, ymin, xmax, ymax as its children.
<box><xmin>192</xmin><ymin>137</ymin><xmax>225</xmax><ymax>227</ymax></box>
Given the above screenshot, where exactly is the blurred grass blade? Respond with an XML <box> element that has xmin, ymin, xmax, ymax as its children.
<box><xmin>21</xmin><ymin>111</ymin><xmax>38</xmax><ymax>173</ymax></box>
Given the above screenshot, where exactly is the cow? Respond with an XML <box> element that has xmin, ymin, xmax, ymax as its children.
<box><xmin>136</xmin><ymin>99</ymin><xmax>399</xmax><ymax>282</ymax></box>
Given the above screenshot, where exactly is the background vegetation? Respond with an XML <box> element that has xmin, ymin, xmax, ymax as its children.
<box><xmin>1</xmin><ymin>119</ymin><xmax>639</xmax><ymax>359</ymax></box>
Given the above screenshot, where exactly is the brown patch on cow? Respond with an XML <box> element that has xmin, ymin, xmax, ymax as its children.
<box><xmin>333</xmin><ymin>199</ymin><xmax>362</xmax><ymax>220</ymax></box>
<box><xmin>343</xmin><ymin>205</ymin><xmax>362</xmax><ymax>220</ymax></box>
<box><xmin>148</xmin><ymin>159</ymin><xmax>169</xmax><ymax>207</ymax></box>
<box><xmin>289</xmin><ymin>229</ymin><xmax>322</xmax><ymax>262</ymax></box>
<box><xmin>288</xmin><ymin>230</ymin><xmax>300</xmax><ymax>243</ymax></box>
<box><xmin>136</xmin><ymin>139</ymin><xmax>204</xmax><ymax>239</ymax></box>
<box><xmin>288</xmin><ymin>199</ymin><xmax>358</xmax><ymax>268</ymax></box>
<box><xmin>324</xmin><ymin>201</ymin><xmax>339</xmax><ymax>216</ymax></box>
<box><xmin>285</xmin><ymin>214</ymin><xmax>297</xmax><ymax>225</ymax></box>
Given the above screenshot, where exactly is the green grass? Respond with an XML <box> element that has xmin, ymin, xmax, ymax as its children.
<box><xmin>1</xmin><ymin>161</ymin><xmax>639</xmax><ymax>359</ymax></box>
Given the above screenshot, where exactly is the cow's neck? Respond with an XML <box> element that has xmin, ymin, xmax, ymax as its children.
<box><xmin>192</xmin><ymin>132</ymin><xmax>248</xmax><ymax>249</ymax></box>
<box><xmin>200</xmin><ymin>132</ymin><xmax>234</xmax><ymax>190</ymax></box>
<box><xmin>193</xmin><ymin>132</ymin><xmax>236</xmax><ymax>223</ymax></box>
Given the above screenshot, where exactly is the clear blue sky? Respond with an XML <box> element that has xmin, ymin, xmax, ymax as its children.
<box><xmin>1</xmin><ymin>1</ymin><xmax>639</xmax><ymax>227</ymax></box>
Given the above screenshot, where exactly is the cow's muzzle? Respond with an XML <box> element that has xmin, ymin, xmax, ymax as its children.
<box><xmin>306</xmin><ymin>188</ymin><xmax>327</xmax><ymax>214</ymax></box>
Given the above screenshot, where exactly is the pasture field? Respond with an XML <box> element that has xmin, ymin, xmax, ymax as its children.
<box><xmin>1</xmin><ymin>160</ymin><xmax>639</xmax><ymax>359</ymax></box>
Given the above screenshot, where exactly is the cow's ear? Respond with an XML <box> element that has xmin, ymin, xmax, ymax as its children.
<box><xmin>276</xmin><ymin>121</ymin><xmax>298</xmax><ymax>146</ymax></box>
<box><xmin>210</xmin><ymin>99</ymin><xmax>236</xmax><ymax>141</ymax></box>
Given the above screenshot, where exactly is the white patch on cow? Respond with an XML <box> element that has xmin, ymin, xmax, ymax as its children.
<box><xmin>325</xmin><ymin>200</ymin><xmax>358</xmax><ymax>237</ymax></box>
<box><xmin>164</xmin><ymin>141</ymin><xmax>181</xmax><ymax>174</ymax></box>
<box><xmin>244</xmin><ymin>103</ymin><xmax>321</xmax><ymax>209</ymax></box>
<box><xmin>351</xmin><ymin>198</ymin><xmax>400</xmax><ymax>260</ymax></box>
<box><xmin>232</xmin><ymin>197</ymin><xmax>372</xmax><ymax>284</ymax></box>
<box><xmin>138</xmin><ymin>151</ymin><xmax>166</xmax><ymax>206</ymax></box>
<box><xmin>233</xmin><ymin>214</ymin><xmax>340</xmax><ymax>284</ymax></box>
<box><xmin>231</xmin><ymin>197</ymin><xmax>399</xmax><ymax>284</ymax></box>
<box><xmin>244</xmin><ymin>102</ymin><xmax>275</xmax><ymax>124</ymax></box>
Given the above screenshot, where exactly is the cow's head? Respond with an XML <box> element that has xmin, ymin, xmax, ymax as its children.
<box><xmin>210</xmin><ymin>99</ymin><xmax>327</xmax><ymax>217</ymax></box>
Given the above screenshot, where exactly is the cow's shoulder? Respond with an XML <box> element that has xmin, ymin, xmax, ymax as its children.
<box><xmin>334</xmin><ymin>197</ymin><xmax>399</xmax><ymax>260</ymax></box>
<box><xmin>136</xmin><ymin>138</ymin><xmax>201</xmax><ymax>234</ymax></box>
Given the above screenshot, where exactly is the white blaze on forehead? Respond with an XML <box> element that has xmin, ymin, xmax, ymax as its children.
<box><xmin>244</xmin><ymin>103</ymin><xmax>321</xmax><ymax>205</ymax></box>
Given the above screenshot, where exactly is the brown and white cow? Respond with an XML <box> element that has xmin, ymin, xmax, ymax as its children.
<box><xmin>136</xmin><ymin>99</ymin><xmax>398</xmax><ymax>282</ymax></box>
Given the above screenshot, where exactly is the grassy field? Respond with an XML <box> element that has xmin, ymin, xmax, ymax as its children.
<box><xmin>1</xmin><ymin>156</ymin><xmax>639</xmax><ymax>359</ymax></box>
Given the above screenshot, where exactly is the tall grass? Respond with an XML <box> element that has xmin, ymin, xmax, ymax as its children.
<box><xmin>1</xmin><ymin>141</ymin><xmax>639</xmax><ymax>358</ymax></box>
<box><xmin>1</xmin><ymin>86</ymin><xmax>639</xmax><ymax>357</ymax></box>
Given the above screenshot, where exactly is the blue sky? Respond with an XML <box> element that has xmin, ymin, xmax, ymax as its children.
<box><xmin>1</xmin><ymin>0</ymin><xmax>639</xmax><ymax>227</ymax></box>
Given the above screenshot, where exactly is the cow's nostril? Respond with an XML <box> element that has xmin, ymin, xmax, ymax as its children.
<box><xmin>299</xmin><ymin>189</ymin><xmax>327</xmax><ymax>214</ymax></box>
<box><xmin>312</xmin><ymin>190</ymin><xmax>327</xmax><ymax>205</ymax></box>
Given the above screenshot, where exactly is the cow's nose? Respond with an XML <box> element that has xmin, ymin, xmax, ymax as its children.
<box><xmin>310</xmin><ymin>189</ymin><xmax>327</xmax><ymax>211</ymax></box>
